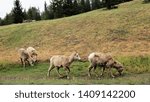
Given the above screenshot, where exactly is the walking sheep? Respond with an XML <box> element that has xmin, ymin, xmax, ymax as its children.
<box><xmin>47</xmin><ymin>52</ymin><xmax>81</xmax><ymax>78</ymax></box>
<box><xmin>88</xmin><ymin>52</ymin><xmax>124</xmax><ymax>78</ymax></box>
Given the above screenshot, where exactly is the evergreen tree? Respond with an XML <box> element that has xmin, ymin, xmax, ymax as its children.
<box><xmin>80</xmin><ymin>0</ymin><xmax>86</xmax><ymax>13</ymax></box>
<box><xmin>23</xmin><ymin>9</ymin><xmax>28</xmax><ymax>20</ymax></box>
<box><xmin>12</xmin><ymin>0</ymin><xmax>24</xmax><ymax>23</ymax></box>
<box><xmin>52</xmin><ymin>0</ymin><xmax>64</xmax><ymax>18</ymax></box>
<box><xmin>0</xmin><ymin>18</ymin><xmax>3</xmax><ymax>26</ymax></box>
<box><xmin>35</xmin><ymin>8</ymin><xmax>41</xmax><ymax>20</ymax></box>
<box><xmin>91</xmin><ymin>0</ymin><xmax>96</xmax><ymax>10</ymax></box>
<box><xmin>44</xmin><ymin>2</ymin><xmax>50</xmax><ymax>19</ymax></box>
<box><xmin>92</xmin><ymin>0</ymin><xmax>101</xmax><ymax>10</ymax></box>
<box><xmin>48</xmin><ymin>3</ymin><xmax>54</xmax><ymax>19</ymax></box>
<box><xmin>27</xmin><ymin>7</ymin><xmax>41</xmax><ymax>20</ymax></box>
<box><xmin>63</xmin><ymin>0</ymin><xmax>74</xmax><ymax>16</ymax></box>
<box><xmin>85</xmin><ymin>0</ymin><xmax>91</xmax><ymax>12</ymax></box>
<box><xmin>106</xmin><ymin>0</ymin><xmax>113</xmax><ymax>9</ymax></box>
<box><xmin>95</xmin><ymin>0</ymin><xmax>101</xmax><ymax>9</ymax></box>
<box><xmin>144</xmin><ymin>0</ymin><xmax>150</xmax><ymax>3</ymax></box>
<box><xmin>73</xmin><ymin>0</ymin><xmax>80</xmax><ymax>15</ymax></box>
<box><xmin>27</xmin><ymin>8</ymin><xmax>33</xmax><ymax>20</ymax></box>
<box><xmin>3</xmin><ymin>13</ymin><xmax>14</xmax><ymax>25</ymax></box>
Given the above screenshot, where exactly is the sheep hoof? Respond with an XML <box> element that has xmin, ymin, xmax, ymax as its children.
<box><xmin>98</xmin><ymin>77</ymin><xmax>101</xmax><ymax>80</ymax></box>
<box><xmin>67</xmin><ymin>76</ymin><xmax>70</xmax><ymax>79</ymax></box>
<box><xmin>88</xmin><ymin>74</ymin><xmax>91</xmax><ymax>78</ymax></box>
<box><xmin>100</xmin><ymin>74</ymin><xmax>103</xmax><ymax>76</ymax></box>
<box><xmin>111</xmin><ymin>76</ymin><xmax>115</xmax><ymax>78</ymax></box>
<box><xmin>59</xmin><ymin>75</ymin><xmax>67</xmax><ymax>79</ymax></box>
<box><xmin>47</xmin><ymin>74</ymin><xmax>50</xmax><ymax>77</ymax></box>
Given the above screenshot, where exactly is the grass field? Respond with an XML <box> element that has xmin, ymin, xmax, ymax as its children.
<box><xmin>0</xmin><ymin>0</ymin><xmax>150</xmax><ymax>84</ymax></box>
<box><xmin>0</xmin><ymin>56</ymin><xmax>150</xmax><ymax>84</ymax></box>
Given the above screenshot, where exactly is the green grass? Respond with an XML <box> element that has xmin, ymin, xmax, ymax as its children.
<box><xmin>0</xmin><ymin>0</ymin><xmax>150</xmax><ymax>84</ymax></box>
<box><xmin>0</xmin><ymin>56</ymin><xmax>150</xmax><ymax>85</ymax></box>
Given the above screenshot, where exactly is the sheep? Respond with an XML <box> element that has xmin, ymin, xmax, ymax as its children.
<box><xmin>26</xmin><ymin>47</ymin><xmax>38</xmax><ymax>63</ymax></box>
<box><xmin>18</xmin><ymin>48</ymin><xmax>34</xmax><ymax>67</ymax></box>
<box><xmin>47</xmin><ymin>52</ymin><xmax>81</xmax><ymax>78</ymax></box>
<box><xmin>88</xmin><ymin>52</ymin><xmax>124</xmax><ymax>78</ymax></box>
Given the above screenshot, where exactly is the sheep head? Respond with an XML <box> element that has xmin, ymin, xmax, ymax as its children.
<box><xmin>72</xmin><ymin>52</ymin><xmax>81</xmax><ymax>61</ymax></box>
<box><xmin>113</xmin><ymin>61</ymin><xmax>124</xmax><ymax>75</ymax></box>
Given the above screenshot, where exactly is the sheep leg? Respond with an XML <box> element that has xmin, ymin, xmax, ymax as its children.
<box><xmin>109</xmin><ymin>68</ymin><xmax>115</xmax><ymax>78</ymax></box>
<box><xmin>56</xmin><ymin>67</ymin><xmax>63</xmax><ymax>77</ymax></box>
<box><xmin>22</xmin><ymin>59</ymin><xmax>26</xmax><ymax>68</ymax></box>
<box><xmin>21</xmin><ymin>58</ymin><xmax>26</xmax><ymax>68</ymax></box>
<box><xmin>93</xmin><ymin>65</ymin><xmax>99</xmax><ymax>77</ymax></box>
<box><xmin>28</xmin><ymin>58</ymin><xmax>34</xmax><ymax>66</ymax></box>
<box><xmin>88</xmin><ymin>64</ymin><xmax>93</xmax><ymax>77</ymax></box>
<box><xmin>20</xmin><ymin>58</ymin><xmax>23</xmax><ymax>66</ymax></box>
<box><xmin>47</xmin><ymin>65</ymin><xmax>55</xmax><ymax>77</ymax></box>
<box><xmin>65</xmin><ymin>66</ymin><xmax>70</xmax><ymax>79</ymax></box>
<box><xmin>100</xmin><ymin>67</ymin><xmax>105</xmax><ymax>77</ymax></box>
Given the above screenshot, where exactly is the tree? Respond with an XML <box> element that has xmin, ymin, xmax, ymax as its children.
<box><xmin>23</xmin><ymin>9</ymin><xmax>28</xmax><ymax>20</ymax></box>
<box><xmin>52</xmin><ymin>0</ymin><xmax>64</xmax><ymax>18</ymax></box>
<box><xmin>95</xmin><ymin>0</ymin><xmax>101</xmax><ymax>8</ymax></box>
<box><xmin>41</xmin><ymin>2</ymin><xmax>54</xmax><ymax>20</ymax></box>
<box><xmin>3</xmin><ymin>13</ymin><xmax>14</xmax><ymax>25</ymax></box>
<box><xmin>27</xmin><ymin>7</ymin><xmax>41</xmax><ymax>20</ymax></box>
<box><xmin>12</xmin><ymin>0</ymin><xmax>24</xmax><ymax>23</ymax></box>
<box><xmin>63</xmin><ymin>0</ymin><xmax>74</xmax><ymax>16</ymax></box>
<box><xmin>0</xmin><ymin>18</ymin><xmax>3</xmax><ymax>26</ymax></box>
<box><xmin>85</xmin><ymin>0</ymin><xmax>91</xmax><ymax>12</ymax></box>
<box><xmin>144</xmin><ymin>0</ymin><xmax>150</xmax><ymax>3</ymax></box>
<box><xmin>80</xmin><ymin>0</ymin><xmax>86</xmax><ymax>13</ymax></box>
<box><xmin>43</xmin><ymin>1</ymin><xmax>50</xmax><ymax>19</ymax></box>
<box><xmin>48</xmin><ymin>3</ymin><xmax>54</xmax><ymax>19</ymax></box>
<box><xmin>105</xmin><ymin>0</ymin><xmax>119</xmax><ymax>9</ymax></box>
<box><xmin>91</xmin><ymin>0</ymin><xmax>96</xmax><ymax>10</ymax></box>
<box><xmin>91</xmin><ymin>0</ymin><xmax>101</xmax><ymax>10</ymax></box>
<box><xmin>72</xmin><ymin>0</ymin><xmax>80</xmax><ymax>15</ymax></box>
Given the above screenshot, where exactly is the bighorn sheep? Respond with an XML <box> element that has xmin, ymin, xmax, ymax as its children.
<box><xmin>18</xmin><ymin>48</ymin><xmax>34</xmax><ymax>67</ymax></box>
<box><xmin>26</xmin><ymin>47</ymin><xmax>38</xmax><ymax>62</ymax></box>
<box><xmin>88</xmin><ymin>52</ymin><xmax>124</xmax><ymax>78</ymax></box>
<box><xmin>18</xmin><ymin>47</ymin><xmax>37</xmax><ymax>67</ymax></box>
<box><xmin>47</xmin><ymin>52</ymin><xmax>81</xmax><ymax>78</ymax></box>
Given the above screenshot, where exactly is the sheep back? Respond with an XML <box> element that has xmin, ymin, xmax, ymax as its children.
<box><xmin>50</xmin><ymin>55</ymin><xmax>70</xmax><ymax>67</ymax></box>
<box><xmin>88</xmin><ymin>52</ymin><xmax>113</xmax><ymax>65</ymax></box>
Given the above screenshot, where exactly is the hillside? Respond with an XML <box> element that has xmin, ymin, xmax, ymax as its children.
<box><xmin>0</xmin><ymin>0</ymin><xmax>150</xmax><ymax>62</ymax></box>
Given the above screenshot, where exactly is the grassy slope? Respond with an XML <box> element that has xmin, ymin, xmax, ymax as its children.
<box><xmin>0</xmin><ymin>0</ymin><xmax>150</xmax><ymax>62</ymax></box>
<box><xmin>0</xmin><ymin>0</ymin><xmax>150</xmax><ymax>84</ymax></box>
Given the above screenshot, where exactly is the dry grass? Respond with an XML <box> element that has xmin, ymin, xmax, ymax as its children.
<box><xmin>0</xmin><ymin>0</ymin><xmax>150</xmax><ymax>62</ymax></box>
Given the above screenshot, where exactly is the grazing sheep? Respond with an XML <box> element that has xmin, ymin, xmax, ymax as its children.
<box><xmin>88</xmin><ymin>52</ymin><xmax>124</xmax><ymax>78</ymax></box>
<box><xmin>26</xmin><ymin>47</ymin><xmax>38</xmax><ymax>63</ymax></box>
<box><xmin>47</xmin><ymin>52</ymin><xmax>81</xmax><ymax>78</ymax></box>
<box><xmin>18</xmin><ymin>48</ymin><xmax>34</xmax><ymax>67</ymax></box>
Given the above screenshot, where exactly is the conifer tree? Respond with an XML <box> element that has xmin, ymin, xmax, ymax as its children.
<box><xmin>73</xmin><ymin>0</ymin><xmax>80</xmax><ymax>15</ymax></box>
<box><xmin>52</xmin><ymin>0</ymin><xmax>64</xmax><ymax>18</ymax></box>
<box><xmin>63</xmin><ymin>0</ymin><xmax>74</xmax><ymax>16</ymax></box>
<box><xmin>44</xmin><ymin>2</ymin><xmax>50</xmax><ymax>19</ymax></box>
<box><xmin>80</xmin><ymin>0</ymin><xmax>86</xmax><ymax>13</ymax></box>
<box><xmin>12</xmin><ymin>0</ymin><xmax>24</xmax><ymax>23</ymax></box>
<box><xmin>85</xmin><ymin>0</ymin><xmax>91</xmax><ymax>12</ymax></box>
<box><xmin>27</xmin><ymin>7</ymin><xmax>41</xmax><ymax>20</ymax></box>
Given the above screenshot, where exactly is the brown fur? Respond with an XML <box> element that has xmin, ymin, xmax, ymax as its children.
<box><xmin>47</xmin><ymin>52</ymin><xmax>81</xmax><ymax>78</ymax></box>
<box><xmin>88</xmin><ymin>52</ymin><xmax>124</xmax><ymax>78</ymax></box>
